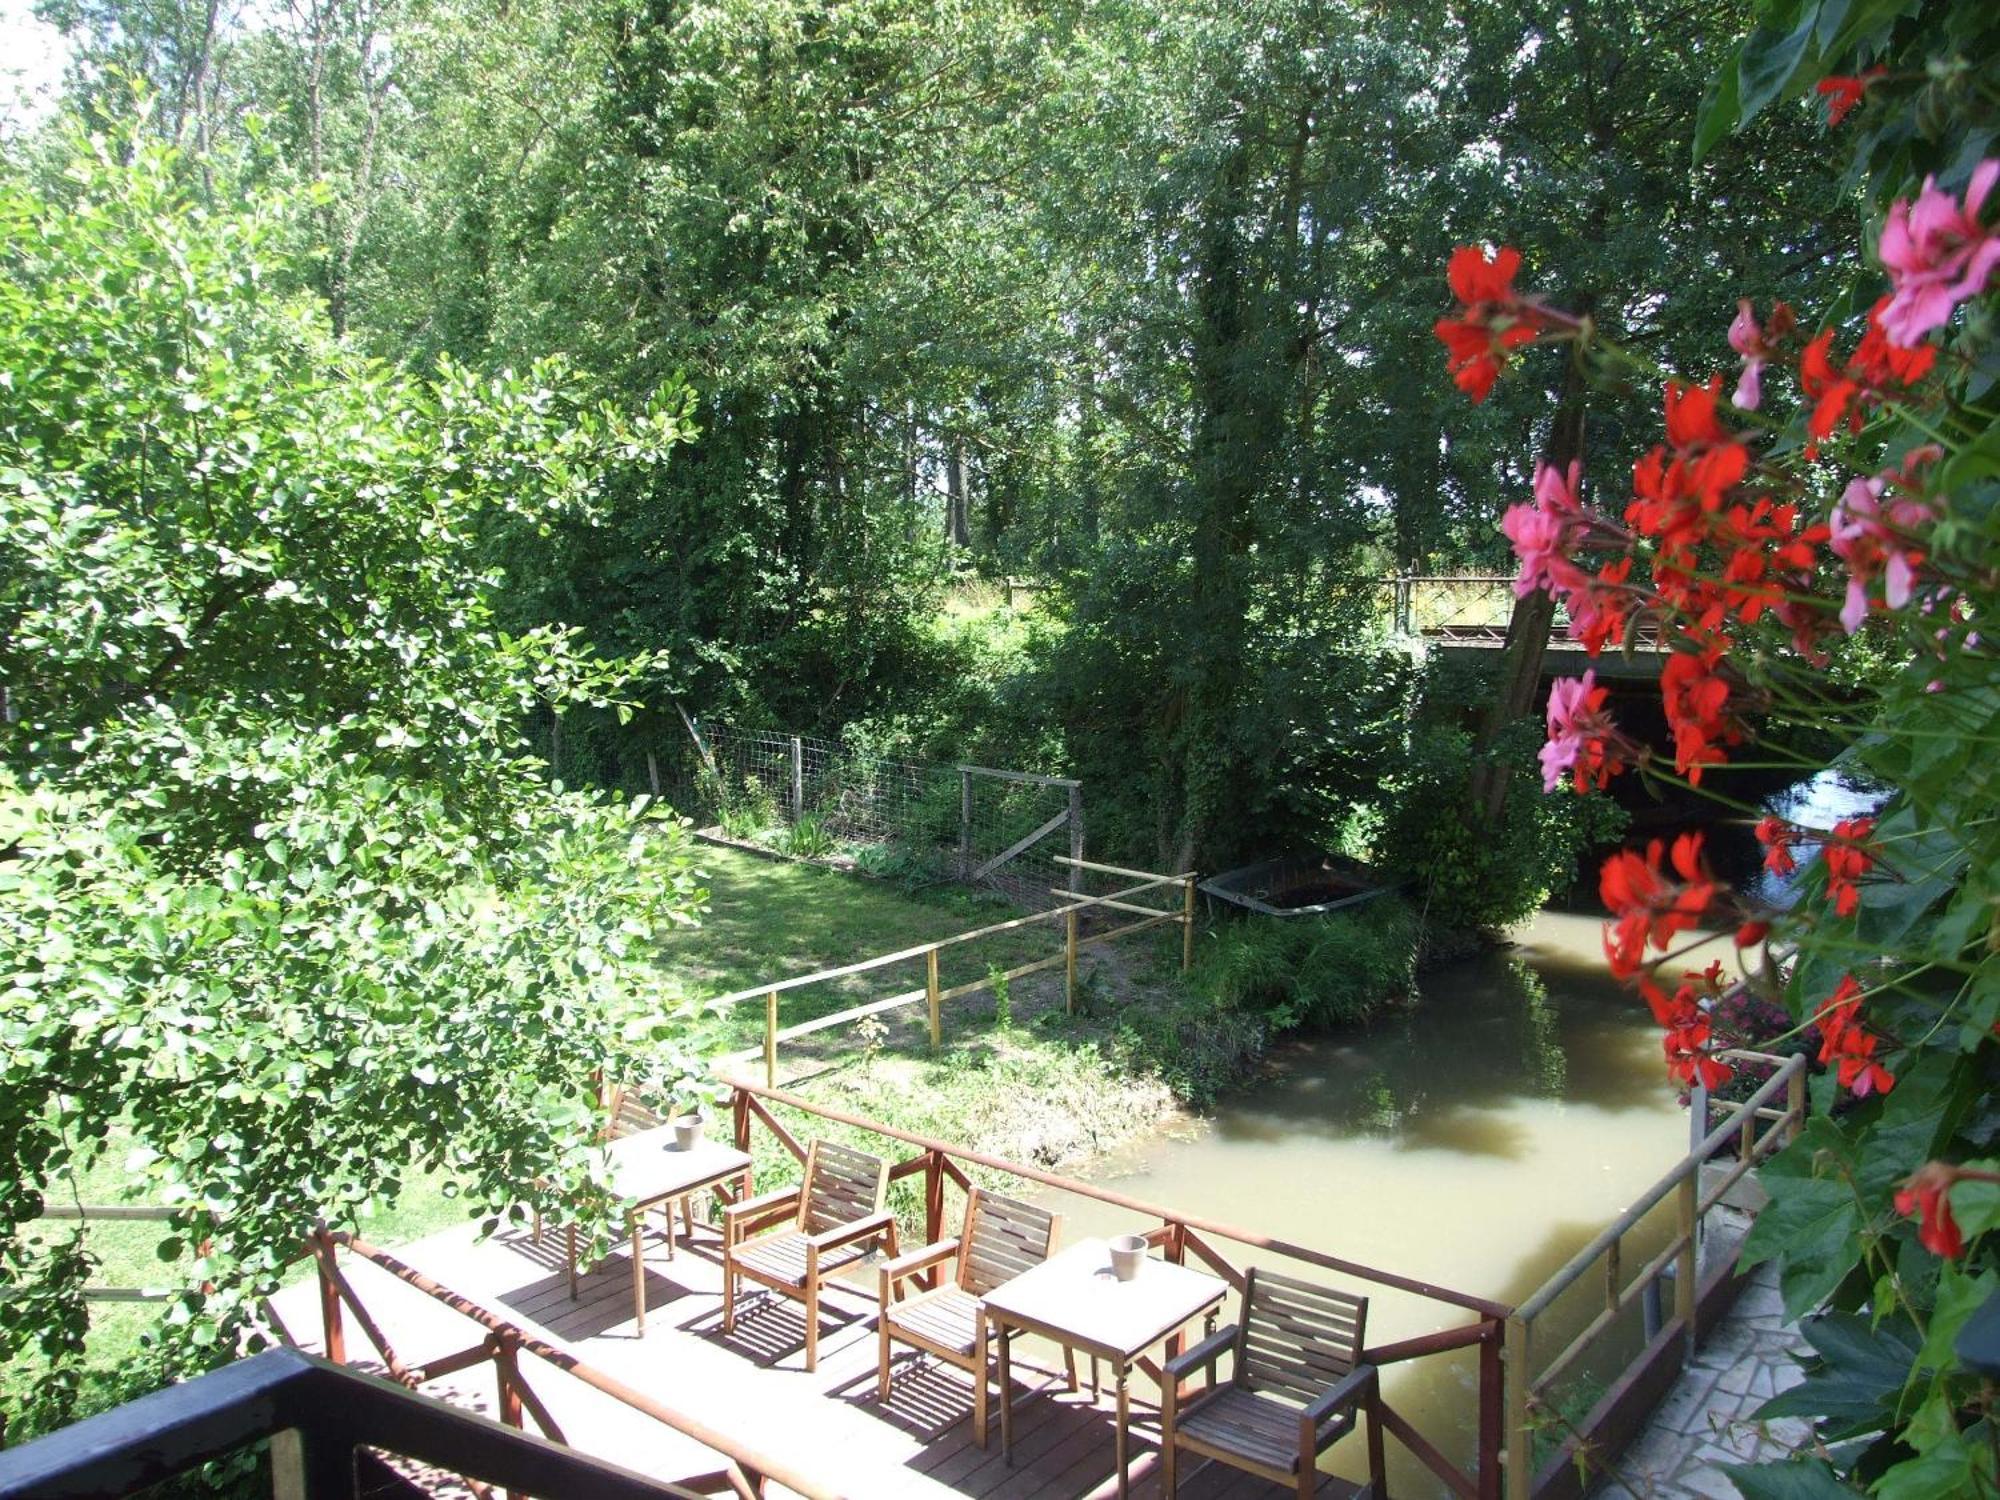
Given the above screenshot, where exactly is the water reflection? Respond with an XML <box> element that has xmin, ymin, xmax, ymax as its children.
<box><xmin>1050</xmin><ymin>909</ymin><xmax>1687</xmax><ymax>1497</ymax></box>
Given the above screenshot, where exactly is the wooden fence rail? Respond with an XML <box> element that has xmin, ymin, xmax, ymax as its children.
<box><xmin>713</xmin><ymin>857</ymin><xmax>1198</xmax><ymax>1086</ymax></box>
<box><xmin>725</xmin><ymin>1078</ymin><xmax>1507</xmax><ymax>1500</ymax></box>
<box><xmin>23</xmin><ymin>1204</ymin><xmax>185</xmax><ymax>1303</ymax></box>
<box><xmin>1504</xmin><ymin>1050</ymin><xmax>1808</xmax><ymax>1500</ymax></box>
<box><xmin>307</xmin><ymin>1227</ymin><xmax>846</xmax><ymax>1500</ymax></box>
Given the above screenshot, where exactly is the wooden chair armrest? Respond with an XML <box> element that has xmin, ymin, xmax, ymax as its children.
<box><xmin>1302</xmin><ymin>1363</ymin><xmax>1377</xmax><ymax>1439</ymax></box>
<box><xmin>721</xmin><ymin>1187</ymin><xmax>799</xmax><ymax>1247</ymax></box>
<box><xmin>1163</xmin><ymin>1325</ymin><xmax>1236</xmax><ymax>1385</ymax></box>
<box><xmin>877</xmin><ymin>1238</ymin><xmax>961</xmax><ymax>1305</ymax></box>
<box><xmin>806</xmin><ymin>1209</ymin><xmax>895</xmax><ymax>1256</ymax></box>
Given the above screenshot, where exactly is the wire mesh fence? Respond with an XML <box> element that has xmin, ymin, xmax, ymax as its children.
<box><xmin>618</xmin><ymin>719</ymin><xmax>1083</xmax><ymax>911</ymax></box>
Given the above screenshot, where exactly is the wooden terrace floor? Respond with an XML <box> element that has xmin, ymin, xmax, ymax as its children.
<box><xmin>265</xmin><ymin>1218</ymin><xmax>1360</xmax><ymax>1499</ymax></box>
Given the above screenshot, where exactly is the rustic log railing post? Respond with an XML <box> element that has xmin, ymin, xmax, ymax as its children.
<box><xmin>493</xmin><ymin>1329</ymin><xmax>529</xmax><ymax>1500</ymax></box>
<box><xmin>923</xmin><ymin>1150</ymin><xmax>946</xmax><ymax>1291</ymax></box>
<box><xmin>315</xmin><ymin>1228</ymin><xmax>346</xmax><ymax>1366</ymax></box>
<box><xmin>1064</xmin><ymin>909</ymin><xmax>1078</xmax><ymax>1012</ymax></box>
<box><xmin>926</xmin><ymin>947</ymin><xmax>941</xmax><ymax>1048</ymax></box>
<box><xmin>1181</xmin><ymin>875</ymin><xmax>1196</xmax><ymax>971</ymax></box>
<box><xmin>764</xmin><ymin>990</ymin><xmax>778</xmax><ymax>1088</ymax></box>
<box><xmin>1478</xmin><ymin>1318</ymin><xmax>1504</xmax><ymax>1500</ymax></box>
<box><xmin>733</xmin><ymin>1086</ymin><xmax>751</xmax><ymax>1152</ymax></box>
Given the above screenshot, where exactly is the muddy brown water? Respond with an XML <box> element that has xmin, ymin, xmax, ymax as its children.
<box><xmin>1034</xmin><ymin>909</ymin><xmax>1692</xmax><ymax>1496</ymax></box>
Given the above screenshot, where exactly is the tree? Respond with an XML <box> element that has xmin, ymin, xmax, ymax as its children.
<box><xmin>0</xmin><ymin>123</ymin><xmax>703</xmax><ymax>1437</ymax></box>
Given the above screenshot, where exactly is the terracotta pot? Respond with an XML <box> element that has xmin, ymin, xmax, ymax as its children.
<box><xmin>672</xmin><ymin>1115</ymin><xmax>704</xmax><ymax>1150</ymax></box>
<box><xmin>1109</xmin><ymin>1233</ymin><xmax>1147</xmax><ymax>1282</ymax></box>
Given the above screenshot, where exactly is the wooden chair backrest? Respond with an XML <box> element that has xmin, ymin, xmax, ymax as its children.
<box><xmin>606</xmin><ymin>1086</ymin><xmax>665</xmax><ymax>1139</ymax></box>
<box><xmin>955</xmin><ymin>1188</ymin><xmax>1061</xmax><ymax>1296</ymax></box>
<box><xmin>799</xmin><ymin>1139</ymin><xmax>889</xmax><ymax>1233</ymax></box>
<box><xmin>1235</xmin><ymin>1268</ymin><xmax>1367</xmax><ymax>1405</ymax></box>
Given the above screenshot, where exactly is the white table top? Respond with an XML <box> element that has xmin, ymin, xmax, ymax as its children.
<box><xmin>603</xmin><ymin>1128</ymin><xmax>752</xmax><ymax>1207</ymax></box>
<box><xmin>980</xmin><ymin>1237</ymin><xmax>1228</xmax><ymax>1362</ymax></box>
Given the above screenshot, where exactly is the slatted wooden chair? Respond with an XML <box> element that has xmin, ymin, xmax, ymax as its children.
<box><xmin>1160</xmin><ymin>1267</ymin><xmax>1385</xmax><ymax>1499</ymax></box>
<box><xmin>721</xmin><ymin>1139</ymin><xmax>897</xmax><ymax>1371</ymax></box>
<box><xmin>874</xmin><ymin>1187</ymin><xmax>1073</xmax><ymax>1444</ymax></box>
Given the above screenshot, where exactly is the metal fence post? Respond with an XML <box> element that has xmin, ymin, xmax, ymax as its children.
<box><xmin>1505</xmin><ymin>1314</ymin><xmax>1532</xmax><ymax>1500</ymax></box>
<box><xmin>1676</xmin><ymin>1172</ymin><xmax>1699</xmax><ymax>1353</ymax></box>
<box><xmin>959</xmin><ymin>769</ymin><xmax>972</xmax><ymax>876</ymax></box>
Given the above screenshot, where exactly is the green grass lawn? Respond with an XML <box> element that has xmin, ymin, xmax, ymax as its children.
<box><xmin>667</xmin><ymin>841</ymin><xmax>1084</xmax><ymax>1055</ymax></box>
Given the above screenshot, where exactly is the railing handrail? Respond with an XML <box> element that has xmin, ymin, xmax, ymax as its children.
<box><xmin>321</xmin><ymin>1230</ymin><xmax>846</xmax><ymax>1500</ymax></box>
<box><xmin>725</xmin><ymin>1077</ymin><xmax>1509</xmax><ymax>1319</ymax></box>
<box><xmin>0</xmin><ymin>1348</ymin><xmax>709</xmax><ymax>1500</ymax></box>
<box><xmin>703</xmin><ymin>868</ymin><xmax>1189</xmax><ymax>1008</ymax></box>
<box><xmin>1512</xmin><ymin>1051</ymin><xmax>1807</xmax><ymax>1323</ymax></box>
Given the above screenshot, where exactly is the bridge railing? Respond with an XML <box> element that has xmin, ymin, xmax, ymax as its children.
<box><xmin>1381</xmin><ymin>575</ymin><xmax>1530</xmax><ymax>640</ymax></box>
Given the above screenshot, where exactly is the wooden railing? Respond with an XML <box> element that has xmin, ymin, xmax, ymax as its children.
<box><xmin>707</xmin><ymin>856</ymin><xmax>1197</xmax><ymax>1086</ymax></box>
<box><xmin>29</xmin><ymin>1203</ymin><xmax>192</xmax><ymax>1303</ymax></box>
<box><xmin>725</xmin><ymin>1078</ymin><xmax>1508</xmax><ymax>1500</ymax></box>
<box><xmin>306</xmin><ymin>1227</ymin><xmax>847</xmax><ymax>1500</ymax></box>
<box><xmin>1503</xmin><ymin>1050</ymin><xmax>1809</xmax><ymax>1500</ymax></box>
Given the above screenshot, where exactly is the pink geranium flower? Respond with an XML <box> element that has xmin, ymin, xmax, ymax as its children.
<box><xmin>1540</xmin><ymin>669</ymin><xmax>1626</xmax><ymax>793</ymax></box>
<box><xmin>1726</xmin><ymin>299</ymin><xmax>1794</xmax><ymax>411</ymax></box>
<box><xmin>1829</xmin><ymin>449</ymin><xmax>1939</xmax><ymax>633</ymax></box>
<box><xmin>1878</xmin><ymin>160</ymin><xmax>2000</xmax><ymax>348</ymax></box>
<box><xmin>1502</xmin><ymin>458</ymin><xmax>1589</xmax><ymax>600</ymax></box>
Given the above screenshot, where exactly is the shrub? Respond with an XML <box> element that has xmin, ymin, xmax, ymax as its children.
<box><xmin>1195</xmin><ymin>899</ymin><xmax>1420</xmax><ymax>1032</ymax></box>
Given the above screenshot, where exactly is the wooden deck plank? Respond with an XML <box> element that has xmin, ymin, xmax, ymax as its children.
<box><xmin>264</xmin><ymin>1220</ymin><xmax>1363</xmax><ymax>1499</ymax></box>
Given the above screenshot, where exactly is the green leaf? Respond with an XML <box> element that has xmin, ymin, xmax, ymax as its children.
<box><xmin>1737</xmin><ymin>2</ymin><xmax>1821</xmax><ymax>125</ymax></box>
<box><xmin>1694</xmin><ymin>43</ymin><xmax>1746</xmax><ymax>163</ymax></box>
<box><xmin>1917</xmin><ymin>1261</ymin><xmax>1998</xmax><ymax>1373</ymax></box>
<box><xmin>1740</xmin><ymin>1173</ymin><xmax>1864</xmax><ymax>1317</ymax></box>
<box><xmin>1719</xmin><ymin>1458</ymin><xmax>1859</xmax><ymax>1499</ymax></box>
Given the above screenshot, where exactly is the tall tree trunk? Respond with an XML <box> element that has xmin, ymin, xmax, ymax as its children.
<box><xmin>944</xmin><ymin>437</ymin><xmax>970</xmax><ymax>548</ymax></box>
<box><xmin>1467</xmin><ymin>353</ymin><xmax>1588</xmax><ymax>825</ymax></box>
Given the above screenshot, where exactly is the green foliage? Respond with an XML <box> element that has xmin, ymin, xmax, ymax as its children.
<box><xmin>988</xmin><ymin>964</ymin><xmax>1012</xmax><ymax>1031</ymax></box>
<box><xmin>1381</xmin><ymin>669</ymin><xmax>1627</xmax><ymax>933</ymax></box>
<box><xmin>0</xmin><ymin>127</ymin><xmax>705</xmax><ymax>1436</ymax></box>
<box><xmin>1195</xmin><ymin>900</ymin><xmax>1420</xmax><ymax>1033</ymax></box>
<box><xmin>780</xmin><ymin>810</ymin><xmax>837</xmax><ymax>860</ymax></box>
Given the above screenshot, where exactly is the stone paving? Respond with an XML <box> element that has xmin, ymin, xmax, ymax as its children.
<box><xmin>1597</xmin><ymin>1259</ymin><xmax>1815</xmax><ymax>1499</ymax></box>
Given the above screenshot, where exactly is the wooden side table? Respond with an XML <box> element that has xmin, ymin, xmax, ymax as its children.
<box><xmin>565</xmin><ymin>1130</ymin><xmax>753</xmax><ymax>1335</ymax></box>
<box><xmin>981</xmin><ymin>1237</ymin><xmax>1227</xmax><ymax>1498</ymax></box>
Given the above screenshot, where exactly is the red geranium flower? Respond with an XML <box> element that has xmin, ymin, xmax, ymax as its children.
<box><xmin>1816</xmin><ymin>69</ymin><xmax>1886</xmax><ymax>128</ymax></box>
<box><xmin>1895</xmin><ymin>1163</ymin><xmax>1965</xmax><ymax>1259</ymax></box>
<box><xmin>1814</xmin><ymin>974</ymin><xmax>1895</xmax><ymax>1096</ymax></box>
<box><xmin>1822</xmin><ymin>816</ymin><xmax>1877</xmax><ymax>918</ymax></box>
<box><xmin>1755</xmin><ymin>816</ymin><xmax>1797</xmax><ymax>876</ymax></box>
<box><xmin>1434</xmin><ymin>246</ymin><xmax>1545</xmax><ymax>403</ymax></box>
<box><xmin>1601</xmin><ymin>833</ymin><xmax>1716</xmax><ymax>978</ymax></box>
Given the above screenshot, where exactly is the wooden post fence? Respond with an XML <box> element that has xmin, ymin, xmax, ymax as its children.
<box><xmin>713</xmin><ymin>859</ymin><xmax>1193</xmax><ymax>1083</ymax></box>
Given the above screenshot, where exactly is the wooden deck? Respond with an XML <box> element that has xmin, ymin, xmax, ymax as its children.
<box><xmin>266</xmin><ymin>1217</ymin><xmax>1360</xmax><ymax>1499</ymax></box>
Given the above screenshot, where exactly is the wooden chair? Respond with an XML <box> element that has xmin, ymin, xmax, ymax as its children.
<box><xmin>722</xmin><ymin>1139</ymin><xmax>897</xmax><ymax>1371</ymax></box>
<box><xmin>1160</xmin><ymin>1268</ymin><xmax>1385</xmax><ymax>1499</ymax></box>
<box><xmin>875</xmin><ymin>1186</ymin><xmax>1071</xmax><ymax>1445</ymax></box>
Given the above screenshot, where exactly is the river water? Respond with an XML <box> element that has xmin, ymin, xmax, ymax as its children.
<box><xmin>1042</xmin><ymin>909</ymin><xmax>1695</xmax><ymax>1495</ymax></box>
